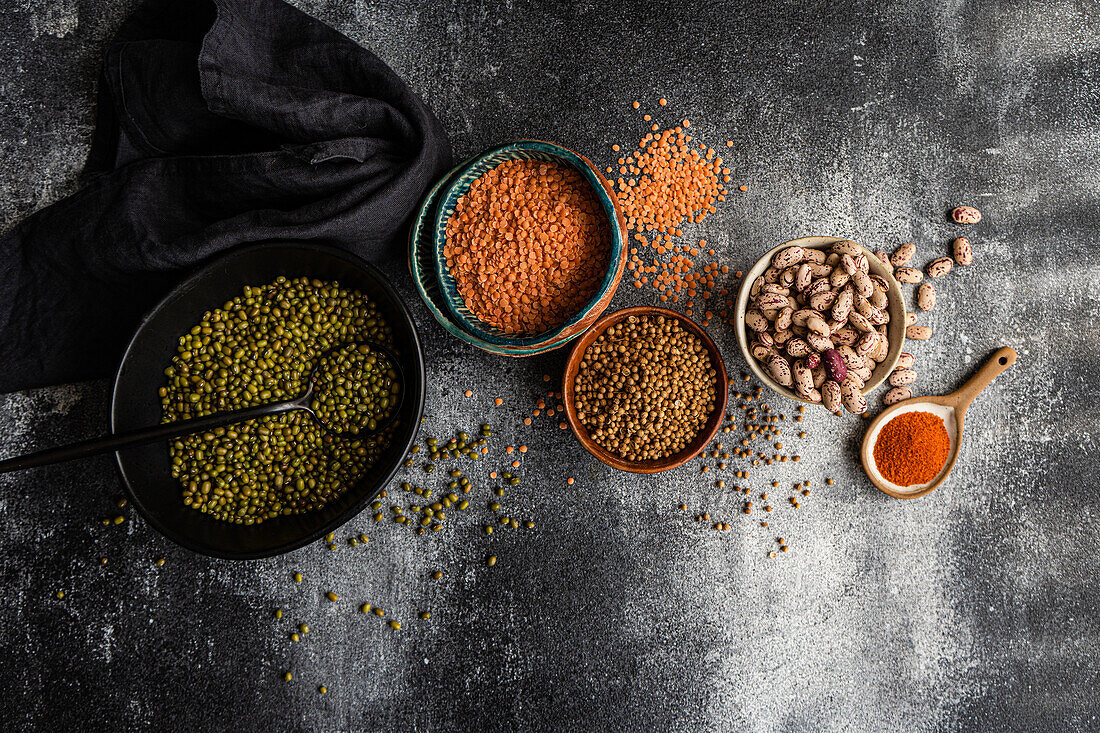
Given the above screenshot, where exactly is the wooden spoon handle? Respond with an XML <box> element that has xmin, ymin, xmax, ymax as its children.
<box><xmin>952</xmin><ymin>346</ymin><xmax>1017</xmax><ymax>415</ymax></box>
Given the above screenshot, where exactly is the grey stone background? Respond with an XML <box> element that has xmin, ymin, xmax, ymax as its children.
<box><xmin>1</xmin><ymin>0</ymin><xmax>1097</xmax><ymax>731</ymax></box>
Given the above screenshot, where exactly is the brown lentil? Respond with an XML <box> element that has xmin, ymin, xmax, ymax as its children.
<box><xmin>573</xmin><ymin>315</ymin><xmax>717</xmax><ymax>461</ymax></box>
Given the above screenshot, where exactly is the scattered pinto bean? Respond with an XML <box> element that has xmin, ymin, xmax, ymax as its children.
<box><xmin>951</xmin><ymin>205</ymin><xmax>982</xmax><ymax>224</ymax></box>
<box><xmin>926</xmin><ymin>257</ymin><xmax>954</xmax><ymax>278</ymax></box>
<box><xmin>953</xmin><ymin>237</ymin><xmax>973</xmax><ymax>266</ymax></box>
<box><xmin>889</xmin><ymin>368</ymin><xmax>917</xmax><ymax>386</ymax></box>
<box><xmin>917</xmin><ymin>282</ymin><xmax>936</xmax><ymax>311</ymax></box>
<box><xmin>890</xmin><ymin>242</ymin><xmax>915</xmax><ymax>267</ymax></box>
<box><xmin>883</xmin><ymin>386</ymin><xmax>912</xmax><ymax>405</ymax></box>
<box><xmin>896</xmin><ymin>352</ymin><xmax>915</xmax><ymax>369</ymax></box>
<box><xmin>894</xmin><ymin>266</ymin><xmax>923</xmax><ymax>284</ymax></box>
<box><xmin>906</xmin><ymin>324</ymin><xmax>932</xmax><ymax>340</ymax></box>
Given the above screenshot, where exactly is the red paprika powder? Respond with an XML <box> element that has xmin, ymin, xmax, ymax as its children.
<box><xmin>873</xmin><ymin>411</ymin><xmax>950</xmax><ymax>486</ymax></box>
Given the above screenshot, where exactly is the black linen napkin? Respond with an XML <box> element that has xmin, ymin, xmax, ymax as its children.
<box><xmin>0</xmin><ymin>0</ymin><xmax>451</xmax><ymax>393</ymax></box>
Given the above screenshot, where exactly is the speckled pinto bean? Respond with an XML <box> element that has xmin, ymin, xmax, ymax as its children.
<box><xmin>809</xmin><ymin>290</ymin><xmax>837</xmax><ymax>312</ymax></box>
<box><xmin>792</xmin><ymin>359</ymin><xmax>815</xmax><ymax>398</ymax></box>
<box><xmin>748</xmin><ymin>240</ymin><xmax>896</xmax><ymax>411</ymax></box>
<box><xmin>767</xmin><ymin>354</ymin><xmax>793</xmax><ymax>387</ymax></box>
<box><xmin>889</xmin><ymin>368</ymin><xmax>917</xmax><ymax>386</ymax></box>
<box><xmin>821</xmin><ymin>380</ymin><xmax>842</xmax><ymax>412</ymax></box>
<box><xmin>869</xmin><ymin>285</ymin><xmax>889</xmax><ymax>310</ymax></box>
<box><xmin>832</xmin><ymin>286</ymin><xmax>854</xmax><ymax>322</ymax></box>
<box><xmin>833</xmin><ymin>325</ymin><xmax>859</xmax><ymax>346</ymax></box>
<box><xmin>831</xmin><ymin>240</ymin><xmax>862</xmax><ymax>257</ymax></box>
<box><xmin>951</xmin><ymin>205</ymin><xmax>982</xmax><ymax>224</ymax></box>
<box><xmin>745</xmin><ymin>309</ymin><xmax>769</xmax><ymax>332</ymax></box>
<box><xmin>856</xmin><ymin>331</ymin><xmax>880</xmax><ymax>356</ymax></box>
<box><xmin>883</xmin><ymin>386</ymin><xmax>912</xmax><ymax>405</ymax></box>
<box><xmin>890</xmin><ymin>242</ymin><xmax>916</xmax><ymax>267</ymax></box>
<box><xmin>755</xmin><ymin>292</ymin><xmax>788</xmax><ymax>311</ymax></box>
<box><xmin>806</xmin><ymin>331</ymin><xmax>833</xmax><ymax>352</ymax></box>
<box><xmin>926</xmin><ymin>257</ymin><xmax>954</xmax><ymax>279</ymax></box>
<box><xmin>775</xmin><ymin>306</ymin><xmax>793</xmax><ymax>331</ymax></box>
<box><xmin>786</xmin><ymin>338</ymin><xmax>811</xmax><ymax>358</ymax></box>
<box><xmin>850</xmin><ymin>269</ymin><xmax>874</xmax><ymax>298</ymax></box>
<box><xmin>953</xmin><ymin>237</ymin><xmax>973</xmax><ymax>266</ymax></box>
<box><xmin>806</xmin><ymin>313</ymin><xmax>830</xmax><ymax>337</ymax></box>
<box><xmin>840</xmin><ymin>378</ymin><xmax>867</xmax><ymax>414</ymax></box>
<box><xmin>830</xmin><ymin>266</ymin><xmax>851</xmax><ymax>288</ymax></box>
<box><xmin>906</xmin><ymin>324</ymin><xmax>933</xmax><ymax>340</ymax></box>
<box><xmin>848</xmin><ymin>310</ymin><xmax>875</xmax><ymax>333</ymax></box>
<box><xmin>794</xmin><ymin>263</ymin><xmax>813</xmax><ymax>291</ymax></box>
<box><xmin>894</xmin><ymin>266</ymin><xmax>923</xmax><ymax>284</ymax></box>
<box><xmin>772</xmin><ymin>246</ymin><xmax>805</xmax><ymax>270</ymax></box>
<box><xmin>917</xmin><ymin>282</ymin><xmax>936</xmax><ymax>311</ymax></box>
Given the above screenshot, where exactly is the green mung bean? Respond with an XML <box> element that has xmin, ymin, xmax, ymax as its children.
<box><xmin>160</xmin><ymin>276</ymin><xmax>399</xmax><ymax>524</ymax></box>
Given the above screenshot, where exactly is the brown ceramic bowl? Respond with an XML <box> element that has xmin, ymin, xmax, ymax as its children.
<box><xmin>734</xmin><ymin>236</ymin><xmax>906</xmax><ymax>405</ymax></box>
<box><xmin>561</xmin><ymin>306</ymin><xmax>729</xmax><ymax>474</ymax></box>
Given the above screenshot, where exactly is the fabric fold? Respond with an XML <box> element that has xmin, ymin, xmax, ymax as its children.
<box><xmin>0</xmin><ymin>0</ymin><xmax>451</xmax><ymax>393</ymax></box>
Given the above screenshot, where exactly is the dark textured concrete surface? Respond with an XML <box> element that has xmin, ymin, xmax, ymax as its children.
<box><xmin>1</xmin><ymin>1</ymin><xmax>1098</xmax><ymax>731</ymax></box>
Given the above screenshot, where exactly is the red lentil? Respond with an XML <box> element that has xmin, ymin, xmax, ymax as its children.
<box><xmin>444</xmin><ymin>160</ymin><xmax>611</xmax><ymax>334</ymax></box>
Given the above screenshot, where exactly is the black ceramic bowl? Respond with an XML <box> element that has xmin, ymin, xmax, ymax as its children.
<box><xmin>111</xmin><ymin>243</ymin><xmax>425</xmax><ymax>560</ymax></box>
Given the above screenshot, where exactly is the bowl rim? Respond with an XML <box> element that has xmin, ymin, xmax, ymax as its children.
<box><xmin>110</xmin><ymin>242</ymin><xmax>426</xmax><ymax>560</ymax></box>
<box><xmin>430</xmin><ymin>139</ymin><xmax>627</xmax><ymax>349</ymax></box>
<box><xmin>561</xmin><ymin>306</ymin><xmax>729</xmax><ymax>474</ymax></box>
<box><xmin>734</xmin><ymin>236</ymin><xmax>906</xmax><ymax>406</ymax></box>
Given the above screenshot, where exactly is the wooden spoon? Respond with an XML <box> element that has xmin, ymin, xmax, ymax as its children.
<box><xmin>861</xmin><ymin>346</ymin><xmax>1017</xmax><ymax>499</ymax></box>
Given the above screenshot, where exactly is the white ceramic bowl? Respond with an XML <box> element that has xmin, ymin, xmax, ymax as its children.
<box><xmin>734</xmin><ymin>236</ymin><xmax>906</xmax><ymax>405</ymax></box>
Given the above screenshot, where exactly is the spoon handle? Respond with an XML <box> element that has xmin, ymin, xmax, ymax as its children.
<box><xmin>952</xmin><ymin>346</ymin><xmax>1017</xmax><ymax>416</ymax></box>
<box><xmin>0</xmin><ymin>399</ymin><xmax>301</xmax><ymax>474</ymax></box>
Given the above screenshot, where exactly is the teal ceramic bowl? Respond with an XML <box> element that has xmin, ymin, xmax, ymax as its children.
<box><xmin>427</xmin><ymin>140</ymin><xmax>627</xmax><ymax>354</ymax></box>
<box><xmin>409</xmin><ymin>159</ymin><xmax>575</xmax><ymax>356</ymax></box>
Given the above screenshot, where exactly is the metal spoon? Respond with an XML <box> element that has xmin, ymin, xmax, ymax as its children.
<box><xmin>0</xmin><ymin>340</ymin><xmax>403</xmax><ymax>474</ymax></box>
